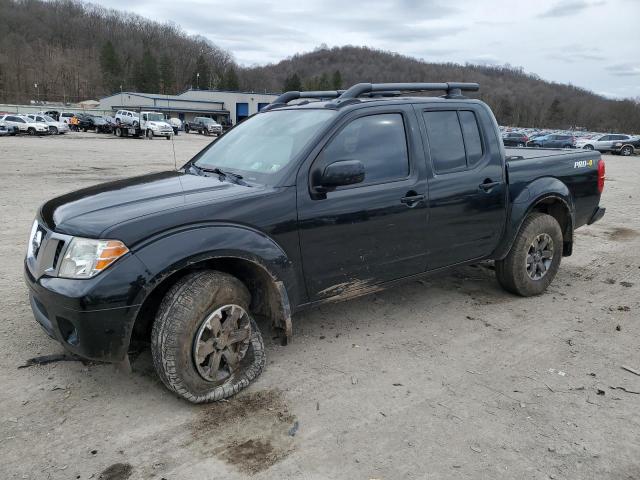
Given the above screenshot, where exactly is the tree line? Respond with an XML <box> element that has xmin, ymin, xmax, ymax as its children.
<box><xmin>240</xmin><ymin>45</ymin><xmax>640</xmax><ymax>133</ymax></box>
<box><xmin>0</xmin><ymin>0</ymin><xmax>237</xmax><ymax>103</ymax></box>
<box><xmin>0</xmin><ymin>1</ymin><xmax>638</xmax><ymax>132</ymax></box>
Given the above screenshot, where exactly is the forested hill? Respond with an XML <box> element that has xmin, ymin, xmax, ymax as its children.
<box><xmin>0</xmin><ymin>1</ymin><xmax>637</xmax><ymax>132</ymax></box>
<box><xmin>0</xmin><ymin>0</ymin><xmax>237</xmax><ymax>103</ymax></box>
<box><xmin>240</xmin><ymin>46</ymin><xmax>640</xmax><ymax>132</ymax></box>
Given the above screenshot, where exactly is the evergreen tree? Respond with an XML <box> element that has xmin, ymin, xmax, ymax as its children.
<box><xmin>283</xmin><ymin>73</ymin><xmax>302</xmax><ymax>92</ymax></box>
<box><xmin>191</xmin><ymin>54</ymin><xmax>210</xmax><ymax>89</ymax></box>
<box><xmin>548</xmin><ymin>98</ymin><xmax>564</xmax><ymax>127</ymax></box>
<box><xmin>134</xmin><ymin>48</ymin><xmax>159</xmax><ymax>92</ymax></box>
<box><xmin>331</xmin><ymin>69</ymin><xmax>342</xmax><ymax>89</ymax></box>
<box><xmin>318</xmin><ymin>72</ymin><xmax>331</xmax><ymax>90</ymax></box>
<box><xmin>159</xmin><ymin>54</ymin><xmax>175</xmax><ymax>94</ymax></box>
<box><xmin>99</xmin><ymin>41</ymin><xmax>122</xmax><ymax>93</ymax></box>
<box><xmin>220</xmin><ymin>66</ymin><xmax>239</xmax><ymax>90</ymax></box>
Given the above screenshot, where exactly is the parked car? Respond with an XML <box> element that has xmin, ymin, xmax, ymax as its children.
<box><xmin>73</xmin><ymin>114</ymin><xmax>110</xmax><ymax>133</ymax></box>
<box><xmin>39</xmin><ymin>110</ymin><xmax>61</xmax><ymax>121</ymax></box>
<box><xmin>0</xmin><ymin>121</ymin><xmax>18</xmax><ymax>136</ymax></box>
<box><xmin>27</xmin><ymin>114</ymin><xmax>69</xmax><ymax>134</ymax></box>
<box><xmin>168</xmin><ymin>117</ymin><xmax>182</xmax><ymax>135</ymax></box>
<box><xmin>576</xmin><ymin>134</ymin><xmax>633</xmax><ymax>153</ymax></box>
<box><xmin>502</xmin><ymin>132</ymin><xmax>529</xmax><ymax>147</ymax></box>
<box><xmin>115</xmin><ymin>110</ymin><xmax>140</xmax><ymax>127</ymax></box>
<box><xmin>611</xmin><ymin>136</ymin><xmax>640</xmax><ymax>156</ymax></box>
<box><xmin>59</xmin><ymin>112</ymin><xmax>76</xmax><ymax>124</ymax></box>
<box><xmin>527</xmin><ymin>134</ymin><xmax>575</xmax><ymax>149</ymax></box>
<box><xmin>24</xmin><ymin>82</ymin><xmax>606</xmax><ymax>403</ymax></box>
<box><xmin>0</xmin><ymin>114</ymin><xmax>49</xmax><ymax>135</ymax></box>
<box><xmin>185</xmin><ymin>116</ymin><xmax>222</xmax><ymax>135</ymax></box>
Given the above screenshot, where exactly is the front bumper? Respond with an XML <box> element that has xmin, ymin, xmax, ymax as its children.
<box><xmin>24</xmin><ymin>252</ymin><xmax>148</xmax><ymax>362</ymax></box>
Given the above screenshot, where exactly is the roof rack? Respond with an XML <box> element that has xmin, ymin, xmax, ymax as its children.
<box><xmin>264</xmin><ymin>82</ymin><xmax>480</xmax><ymax>111</ymax></box>
<box><xmin>335</xmin><ymin>82</ymin><xmax>479</xmax><ymax>105</ymax></box>
<box><xmin>262</xmin><ymin>90</ymin><xmax>345</xmax><ymax>111</ymax></box>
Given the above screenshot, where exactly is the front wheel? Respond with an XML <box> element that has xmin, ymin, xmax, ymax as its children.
<box><xmin>146</xmin><ymin>129</ymin><xmax>153</xmax><ymax>140</ymax></box>
<box><xmin>516</xmin><ymin>142</ymin><xmax>524</xmax><ymax>147</ymax></box>
<box><xmin>151</xmin><ymin>270</ymin><xmax>266</xmax><ymax>403</ymax></box>
<box><xmin>28</xmin><ymin>127</ymin><xmax>36</xmax><ymax>136</ymax></box>
<box><xmin>583</xmin><ymin>144</ymin><xmax>594</xmax><ymax>150</ymax></box>
<box><xmin>495</xmin><ymin>213</ymin><xmax>562</xmax><ymax>296</ymax></box>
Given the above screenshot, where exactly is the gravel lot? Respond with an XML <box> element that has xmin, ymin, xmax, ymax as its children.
<box><xmin>0</xmin><ymin>132</ymin><xmax>638</xmax><ymax>480</ymax></box>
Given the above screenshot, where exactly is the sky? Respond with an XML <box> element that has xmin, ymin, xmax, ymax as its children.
<box><xmin>97</xmin><ymin>0</ymin><xmax>640</xmax><ymax>99</ymax></box>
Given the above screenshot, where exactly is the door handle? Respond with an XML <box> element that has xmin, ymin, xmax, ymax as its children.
<box><xmin>400</xmin><ymin>194</ymin><xmax>425</xmax><ymax>206</ymax></box>
<box><xmin>479</xmin><ymin>181</ymin><xmax>500</xmax><ymax>191</ymax></box>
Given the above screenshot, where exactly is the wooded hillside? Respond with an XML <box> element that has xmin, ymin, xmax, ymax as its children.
<box><xmin>240</xmin><ymin>46</ymin><xmax>640</xmax><ymax>132</ymax></box>
<box><xmin>0</xmin><ymin>1</ymin><xmax>638</xmax><ymax>132</ymax></box>
<box><xmin>0</xmin><ymin>0</ymin><xmax>237</xmax><ymax>103</ymax></box>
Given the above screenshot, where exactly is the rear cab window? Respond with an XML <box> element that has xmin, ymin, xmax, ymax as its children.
<box><xmin>422</xmin><ymin>110</ymin><xmax>484</xmax><ymax>174</ymax></box>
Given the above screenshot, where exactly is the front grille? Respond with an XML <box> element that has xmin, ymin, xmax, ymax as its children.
<box><xmin>52</xmin><ymin>240</ymin><xmax>65</xmax><ymax>269</ymax></box>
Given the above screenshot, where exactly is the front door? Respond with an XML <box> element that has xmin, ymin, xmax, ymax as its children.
<box><xmin>297</xmin><ymin>107</ymin><xmax>428</xmax><ymax>301</ymax></box>
<box><xmin>419</xmin><ymin>107</ymin><xmax>506</xmax><ymax>270</ymax></box>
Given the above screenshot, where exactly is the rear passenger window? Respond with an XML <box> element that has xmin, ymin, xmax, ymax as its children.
<box><xmin>423</xmin><ymin>110</ymin><xmax>484</xmax><ymax>174</ymax></box>
<box><xmin>459</xmin><ymin>111</ymin><xmax>483</xmax><ymax>166</ymax></box>
<box><xmin>321</xmin><ymin>113</ymin><xmax>409</xmax><ymax>185</ymax></box>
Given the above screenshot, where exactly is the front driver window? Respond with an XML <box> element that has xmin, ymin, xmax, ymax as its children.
<box><xmin>320</xmin><ymin>113</ymin><xmax>409</xmax><ymax>185</ymax></box>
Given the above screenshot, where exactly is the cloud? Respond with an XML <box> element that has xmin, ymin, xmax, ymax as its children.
<box><xmin>537</xmin><ymin>0</ymin><xmax>605</xmax><ymax>18</ymax></box>
<box><xmin>606</xmin><ymin>63</ymin><xmax>640</xmax><ymax>77</ymax></box>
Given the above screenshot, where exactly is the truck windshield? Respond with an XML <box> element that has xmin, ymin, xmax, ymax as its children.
<box><xmin>146</xmin><ymin>113</ymin><xmax>164</xmax><ymax>122</ymax></box>
<box><xmin>192</xmin><ymin>109</ymin><xmax>336</xmax><ymax>183</ymax></box>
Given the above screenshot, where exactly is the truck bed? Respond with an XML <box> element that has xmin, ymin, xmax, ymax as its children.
<box><xmin>505</xmin><ymin>147</ymin><xmax>601</xmax><ymax>229</ymax></box>
<box><xmin>505</xmin><ymin>147</ymin><xmax>585</xmax><ymax>160</ymax></box>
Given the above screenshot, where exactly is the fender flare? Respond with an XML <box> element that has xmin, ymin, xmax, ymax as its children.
<box><xmin>493</xmin><ymin>177</ymin><xmax>575</xmax><ymax>260</ymax></box>
<box><xmin>129</xmin><ymin>224</ymin><xmax>296</xmax><ymax>344</ymax></box>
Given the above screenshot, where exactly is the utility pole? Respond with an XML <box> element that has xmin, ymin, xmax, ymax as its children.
<box><xmin>196</xmin><ymin>72</ymin><xmax>200</xmax><ymax>90</ymax></box>
<box><xmin>34</xmin><ymin>83</ymin><xmax>39</xmax><ymax>104</ymax></box>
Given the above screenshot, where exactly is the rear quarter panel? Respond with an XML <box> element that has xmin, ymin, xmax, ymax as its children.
<box><xmin>494</xmin><ymin>148</ymin><xmax>602</xmax><ymax>258</ymax></box>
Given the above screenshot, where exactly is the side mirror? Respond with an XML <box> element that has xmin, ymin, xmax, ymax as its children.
<box><xmin>319</xmin><ymin>160</ymin><xmax>365</xmax><ymax>189</ymax></box>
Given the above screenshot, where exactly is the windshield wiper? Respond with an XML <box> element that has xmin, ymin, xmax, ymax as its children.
<box><xmin>190</xmin><ymin>164</ymin><xmax>248</xmax><ymax>185</ymax></box>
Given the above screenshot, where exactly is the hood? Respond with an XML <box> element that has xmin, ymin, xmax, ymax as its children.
<box><xmin>149</xmin><ymin>121</ymin><xmax>171</xmax><ymax>128</ymax></box>
<box><xmin>39</xmin><ymin>171</ymin><xmax>257</xmax><ymax>239</ymax></box>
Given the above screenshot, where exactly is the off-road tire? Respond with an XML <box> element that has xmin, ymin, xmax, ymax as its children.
<box><xmin>151</xmin><ymin>270</ymin><xmax>265</xmax><ymax>403</ymax></box>
<box><xmin>495</xmin><ymin>213</ymin><xmax>562</xmax><ymax>296</ymax></box>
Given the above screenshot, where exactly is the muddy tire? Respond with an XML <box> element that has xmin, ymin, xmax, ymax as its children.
<box><xmin>151</xmin><ymin>270</ymin><xmax>265</xmax><ymax>403</ymax></box>
<box><xmin>495</xmin><ymin>213</ymin><xmax>562</xmax><ymax>296</ymax></box>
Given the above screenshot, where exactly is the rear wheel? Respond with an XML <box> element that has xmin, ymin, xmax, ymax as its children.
<box><xmin>495</xmin><ymin>213</ymin><xmax>562</xmax><ymax>296</ymax></box>
<box><xmin>115</xmin><ymin>127</ymin><xmax>123</xmax><ymax>137</ymax></box>
<box><xmin>516</xmin><ymin>142</ymin><xmax>524</xmax><ymax>147</ymax></box>
<box><xmin>620</xmin><ymin>145</ymin><xmax>633</xmax><ymax>156</ymax></box>
<box><xmin>51</xmin><ymin>126</ymin><xmax>58</xmax><ymax>135</ymax></box>
<box><xmin>151</xmin><ymin>270</ymin><xmax>265</xmax><ymax>403</ymax></box>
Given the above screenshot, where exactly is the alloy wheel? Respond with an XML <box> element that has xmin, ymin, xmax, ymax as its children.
<box><xmin>525</xmin><ymin>233</ymin><xmax>554</xmax><ymax>280</ymax></box>
<box><xmin>193</xmin><ymin>304</ymin><xmax>252</xmax><ymax>384</ymax></box>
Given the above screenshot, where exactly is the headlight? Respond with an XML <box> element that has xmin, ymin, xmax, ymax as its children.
<box><xmin>58</xmin><ymin>238</ymin><xmax>129</xmax><ymax>279</ymax></box>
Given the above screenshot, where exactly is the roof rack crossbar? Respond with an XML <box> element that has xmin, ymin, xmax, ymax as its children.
<box><xmin>263</xmin><ymin>90</ymin><xmax>345</xmax><ymax>111</ymax></box>
<box><xmin>338</xmin><ymin>82</ymin><xmax>480</xmax><ymax>100</ymax></box>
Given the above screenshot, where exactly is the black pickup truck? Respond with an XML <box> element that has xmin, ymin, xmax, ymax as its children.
<box><xmin>24</xmin><ymin>82</ymin><xmax>606</xmax><ymax>403</ymax></box>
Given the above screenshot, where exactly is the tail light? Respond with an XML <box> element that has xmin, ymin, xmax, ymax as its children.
<box><xmin>597</xmin><ymin>159</ymin><xmax>605</xmax><ymax>193</ymax></box>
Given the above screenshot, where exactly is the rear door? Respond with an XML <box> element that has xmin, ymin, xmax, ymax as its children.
<box><xmin>595</xmin><ymin>135</ymin><xmax>612</xmax><ymax>151</ymax></box>
<box><xmin>418</xmin><ymin>105</ymin><xmax>506</xmax><ymax>270</ymax></box>
<box><xmin>297</xmin><ymin>105</ymin><xmax>429</xmax><ymax>300</ymax></box>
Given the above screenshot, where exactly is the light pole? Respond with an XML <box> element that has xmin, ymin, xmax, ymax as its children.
<box><xmin>120</xmin><ymin>84</ymin><xmax>123</xmax><ymax>106</ymax></box>
<box><xmin>34</xmin><ymin>83</ymin><xmax>39</xmax><ymax>104</ymax></box>
<box><xmin>196</xmin><ymin>72</ymin><xmax>200</xmax><ymax>90</ymax></box>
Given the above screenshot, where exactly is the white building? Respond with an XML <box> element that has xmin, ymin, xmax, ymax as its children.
<box><xmin>98</xmin><ymin>89</ymin><xmax>280</xmax><ymax>126</ymax></box>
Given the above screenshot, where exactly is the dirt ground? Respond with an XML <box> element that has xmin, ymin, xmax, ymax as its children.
<box><xmin>0</xmin><ymin>132</ymin><xmax>638</xmax><ymax>480</ymax></box>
